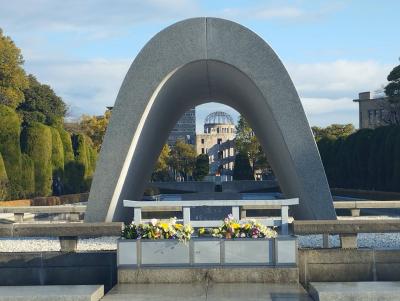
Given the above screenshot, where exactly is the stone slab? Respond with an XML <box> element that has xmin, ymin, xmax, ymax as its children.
<box><xmin>309</xmin><ymin>282</ymin><xmax>400</xmax><ymax>301</ymax></box>
<box><xmin>9</xmin><ymin>222</ymin><xmax>123</xmax><ymax>237</ymax></box>
<box><xmin>293</xmin><ymin>219</ymin><xmax>400</xmax><ymax>234</ymax></box>
<box><xmin>118</xmin><ymin>267</ymin><xmax>299</xmax><ymax>284</ymax></box>
<box><xmin>0</xmin><ymin>285</ymin><xmax>104</xmax><ymax>301</ymax></box>
<box><xmin>102</xmin><ymin>283</ymin><xmax>312</xmax><ymax>301</ymax></box>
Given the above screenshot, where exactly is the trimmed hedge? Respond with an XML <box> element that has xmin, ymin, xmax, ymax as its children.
<box><xmin>0</xmin><ymin>104</ymin><xmax>22</xmax><ymax>198</ymax></box>
<box><xmin>233</xmin><ymin>151</ymin><xmax>254</xmax><ymax>180</ymax></box>
<box><xmin>318</xmin><ymin>126</ymin><xmax>400</xmax><ymax>192</ymax></box>
<box><xmin>72</xmin><ymin>133</ymin><xmax>96</xmax><ymax>180</ymax></box>
<box><xmin>50</xmin><ymin>127</ymin><xmax>64</xmax><ymax>178</ymax></box>
<box><xmin>23</xmin><ymin>122</ymin><xmax>52</xmax><ymax>196</ymax></box>
<box><xmin>63</xmin><ymin>161</ymin><xmax>86</xmax><ymax>194</ymax></box>
<box><xmin>20</xmin><ymin>154</ymin><xmax>35</xmax><ymax>197</ymax></box>
<box><xmin>58</xmin><ymin>127</ymin><xmax>74</xmax><ymax>163</ymax></box>
<box><xmin>0</xmin><ymin>153</ymin><xmax>10</xmax><ymax>200</ymax></box>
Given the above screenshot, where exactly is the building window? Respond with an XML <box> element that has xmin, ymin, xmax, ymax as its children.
<box><xmin>368</xmin><ymin>110</ymin><xmax>374</xmax><ymax>125</ymax></box>
<box><xmin>201</xmin><ymin>138</ymin><xmax>204</xmax><ymax>144</ymax></box>
<box><xmin>218</xmin><ymin>151</ymin><xmax>223</xmax><ymax>159</ymax></box>
<box><xmin>217</xmin><ymin>127</ymin><xmax>220</xmax><ymax>133</ymax></box>
<box><xmin>217</xmin><ymin>138</ymin><xmax>222</xmax><ymax>145</ymax></box>
<box><xmin>201</xmin><ymin>148</ymin><xmax>205</xmax><ymax>154</ymax></box>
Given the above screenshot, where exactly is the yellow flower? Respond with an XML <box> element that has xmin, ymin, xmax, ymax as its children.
<box><xmin>174</xmin><ymin>224</ymin><xmax>183</xmax><ymax>230</ymax></box>
<box><xmin>160</xmin><ymin>223</ymin><xmax>169</xmax><ymax>231</ymax></box>
<box><xmin>232</xmin><ymin>223</ymin><xmax>240</xmax><ymax>229</ymax></box>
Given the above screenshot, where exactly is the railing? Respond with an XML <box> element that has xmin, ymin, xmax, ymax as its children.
<box><xmin>293</xmin><ymin>219</ymin><xmax>400</xmax><ymax>249</ymax></box>
<box><xmin>0</xmin><ymin>205</ymin><xmax>86</xmax><ymax>222</ymax></box>
<box><xmin>123</xmin><ymin>198</ymin><xmax>299</xmax><ymax>235</ymax></box>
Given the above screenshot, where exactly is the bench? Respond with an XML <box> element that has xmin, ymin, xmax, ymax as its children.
<box><xmin>333</xmin><ymin>200</ymin><xmax>400</xmax><ymax>216</ymax></box>
<box><xmin>123</xmin><ymin>198</ymin><xmax>299</xmax><ymax>235</ymax></box>
<box><xmin>293</xmin><ymin>219</ymin><xmax>400</xmax><ymax>248</ymax></box>
<box><xmin>0</xmin><ymin>222</ymin><xmax>123</xmax><ymax>252</ymax></box>
<box><xmin>0</xmin><ymin>205</ymin><xmax>86</xmax><ymax>222</ymax></box>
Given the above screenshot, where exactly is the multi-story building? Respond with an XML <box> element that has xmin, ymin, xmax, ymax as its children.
<box><xmin>167</xmin><ymin>108</ymin><xmax>196</xmax><ymax>146</ymax></box>
<box><xmin>353</xmin><ymin>91</ymin><xmax>389</xmax><ymax>129</ymax></box>
<box><xmin>195</xmin><ymin>111</ymin><xmax>236</xmax><ymax>176</ymax></box>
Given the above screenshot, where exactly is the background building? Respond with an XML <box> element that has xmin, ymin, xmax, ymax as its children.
<box><xmin>167</xmin><ymin>108</ymin><xmax>196</xmax><ymax>146</ymax></box>
<box><xmin>354</xmin><ymin>91</ymin><xmax>389</xmax><ymax>129</ymax></box>
<box><xmin>196</xmin><ymin>111</ymin><xmax>236</xmax><ymax>177</ymax></box>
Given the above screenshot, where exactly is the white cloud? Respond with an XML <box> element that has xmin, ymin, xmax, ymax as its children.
<box><xmin>287</xmin><ymin>60</ymin><xmax>391</xmax><ymax>99</ymax></box>
<box><xmin>0</xmin><ymin>0</ymin><xmax>199</xmax><ymax>35</ymax></box>
<box><xmin>24</xmin><ymin>58</ymin><xmax>131</xmax><ymax>117</ymax></box>
<box><xmin>221</xmin><ymin>6</ymin><xmax>305</xmax><ymax>20</ymax></box>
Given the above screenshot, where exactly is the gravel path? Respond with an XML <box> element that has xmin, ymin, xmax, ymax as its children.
<box><xmin>1</xmin><ymin>233</ymin><xmax>400</xmax><ymax>252</ymax></box>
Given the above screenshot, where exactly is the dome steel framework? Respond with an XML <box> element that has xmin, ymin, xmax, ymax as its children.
<box><xmin>204</xmin><ymin>111</ymin><xmax>234</xmax><ymax>125</ymax></box>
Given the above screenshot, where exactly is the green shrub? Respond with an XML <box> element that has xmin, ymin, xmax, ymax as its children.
<box><xmin>233</xmin><ymin>151</ymin><xmax>254</xmax><ymax>180</ymax></box>
<box><xmin>58</xmin><ymin>127</ymin><xmax>74</xmax><ymax>163</ymax></box>
<box><xmin>50</xmin><ymin>127</ymin><xmax>64</xmax><ymax>178</ymax></box>
<box><xmin>318</xmin><ymin>125</ymin><xmax>400</xmax><ymax>192</ymax></box>
<box><xmin>63</xmin><ymin>161</ymin><xmax>86</xmax><ymax>194</ymax></box>
<box><xmin>87</xmin><ymin>145</ymin><xmax>97</xmax><ymax>177</ymax></box>
<box><xmin>0</xmin><ymin>153</ymin><xmax>10</xmax><ymax>200</ymax></box>
<box><xmin>0</xmin><ymin>104</ymin><xmax>22</xmax><ymax>198</ymax></box>
<box><xmin>20</xmin><ymin>154</ymin><xmax>34</xmax><ymax>197</ymax></box>
<box><xmin>23</xmin><ymin>122</ymin><xmax>52</xmax><ymax>196</ymax></box>
<box><xmin>72</xmin><ymin>133</ymin><xmax>96</xmax><ymax>179</ymax></box>
<box><xmin>193</xmin><ymin>154</ymin><xmax>209</xmax><ymax>181</ymax></box>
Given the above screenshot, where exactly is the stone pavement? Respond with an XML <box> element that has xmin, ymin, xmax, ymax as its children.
<box><xmin>0</xmin><ymin>285</ymin><xmax>104</xmax><ymax>301</ymax></box>
<box><xmin>101</xmin><ymin>283</ymin><xmax>312</xmax><ymax>300</ymax></box>
<box><xmin>309</xmin><ymin>281</ymin><xmax>400</xmax><ymax>301</ymax></box>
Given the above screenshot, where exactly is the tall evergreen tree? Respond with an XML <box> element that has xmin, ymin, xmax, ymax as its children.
<box><xmin>0</xmin><ymin>29</ymin><xmax>28</xmax><ymax>109</ymax></box>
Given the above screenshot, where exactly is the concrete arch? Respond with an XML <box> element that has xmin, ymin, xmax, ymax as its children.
<box><xmin>85</xmin><ymin>17</ymin><xmax>336</xmax><ymax>222</ymax></box>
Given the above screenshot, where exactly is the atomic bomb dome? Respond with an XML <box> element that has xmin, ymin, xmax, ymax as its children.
<box><xmin>204</xmin><ymin>111</ymin><xmax>235</xmax><ymax>125</ymax></box>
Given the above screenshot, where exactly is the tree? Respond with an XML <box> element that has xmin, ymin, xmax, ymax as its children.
<box><xmin>233</xmin><ymin>151</ymin><xmax>254</xmax><ymax>180</ymax></box>
<box><xmin>312</xmin><ymin>124</ymin><xmax>355</xmax><ymax>142</ymax></box>
<box><xmin>20</xmin><ymin>154</ymin><xmax>34</xmax><ymax>198</ymax></box>
<box><xmin>193</xmin><ymin>154</ymin><xmax>209</xmax><ymax>181</ymax></box>
<box><xmin>235</xmin><ymin>115</ymin><xmax>269</xmax><ymax>176</ymax></box>
<box><xmin>23</xmin><ymin>122</ymin><xmax>52</xmax><ymax>196</ymax></box>
<box><xmin>152</xmin><ymin>144</ymin><xmax>171</xmax><ymax>181</ymax></box>
<box><xmin>0</xmin><ymin>29</ymin><xmax>29</xmax><ymax>109</ymax></box>
<box><xmin>18</xmin><ymin>74</ymin><xmax>67</xmax><ymax>126</ymax></box>
<box><xmin>50</xmin><ymin>127</ymin><xmax>65</xmax><ymax>179</ymax></box>
<box><xmin>169</xmin><ymin>140</ymin><xmax>196</xmax><ymax>180</ymax></box>
<box><xmin>0</xmin><ymin>153</ymin><xmax>10</xmax><ymax>201</ymax></box>
<box><xmin>0</xmin><ymin>104</ymin><xmax>22</xmax><ymax>198</ymax></box>
<box><xmin>381</xmin><ymin>62</ymin><xmax>400</xmax><ymax>125</ymax></box>
<box><xmin>78</xmin><ymin>110</ymin><xmax>111</xmax><ymax>151</ymax></box>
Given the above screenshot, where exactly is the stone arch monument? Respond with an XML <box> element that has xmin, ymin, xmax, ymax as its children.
<box><xmin>85</xmin><ymin>17</ymin><xmax>336</xmax><ymax>222</ymax></box>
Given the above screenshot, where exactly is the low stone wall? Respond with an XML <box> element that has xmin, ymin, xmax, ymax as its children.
<box><xmin>149</xmin><ymin>180</ymin><xmax>279</xmax><ymax>194</ymax></box>
<box><xmin>299</xmin><ymin>249</ymin><xmax>400</xmax><ymax>288</ymax></box>
<box><xmin>0</xmin><ymin>251</ymin><xmax>117</xmax><ymax>292</ymax></box>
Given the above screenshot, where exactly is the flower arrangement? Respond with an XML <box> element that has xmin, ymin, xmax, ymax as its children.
<box><xmin>200</xmin><ymin>214</ymin><xmax>278</xmax><ymax>239</ymax></box>
<box><xmin>122</xmin><ymin>217</ymin><xmax>194</xmax><ymax>243</ymax></box>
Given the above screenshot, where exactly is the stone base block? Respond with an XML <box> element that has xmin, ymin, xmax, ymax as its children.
<box><xmin>118</xmin><ymin>267</ymin><xmax>299</xmax><ymax>284</ymax></box>
<box><xmin>0</xmin><ymin>285</ymin><xmax>104</xmax><ymax>301</ymax></box>
<box><xmin>309</xmin><ymin>282</ymin><xmax>400</xmax><ymax>301</ymax></box>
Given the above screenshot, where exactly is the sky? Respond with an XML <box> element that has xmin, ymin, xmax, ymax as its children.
<box><xmin>0</xmin><ymin>0</ymin><xmax>398</xmax><ymax>132</ymax></box>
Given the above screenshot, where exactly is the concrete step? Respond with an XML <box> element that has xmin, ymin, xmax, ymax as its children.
<box><xmin>0</xmin><ymin>285</ymin><xmax>104</xmax><ymax>301</ymax></box>
<box><xmin>309</xmin><ymin>282</ymin><xmax>400</xmax><ymax>301</ymax></box>
<box><xmin>118</xmin><ymin>266</ymin><xmax>299</xmax><ymax>283</ymax></box>
<box><xmin>102</xmin><ymin>283</ymin><xmax>312</xmax><ymax>300</ymax></box>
